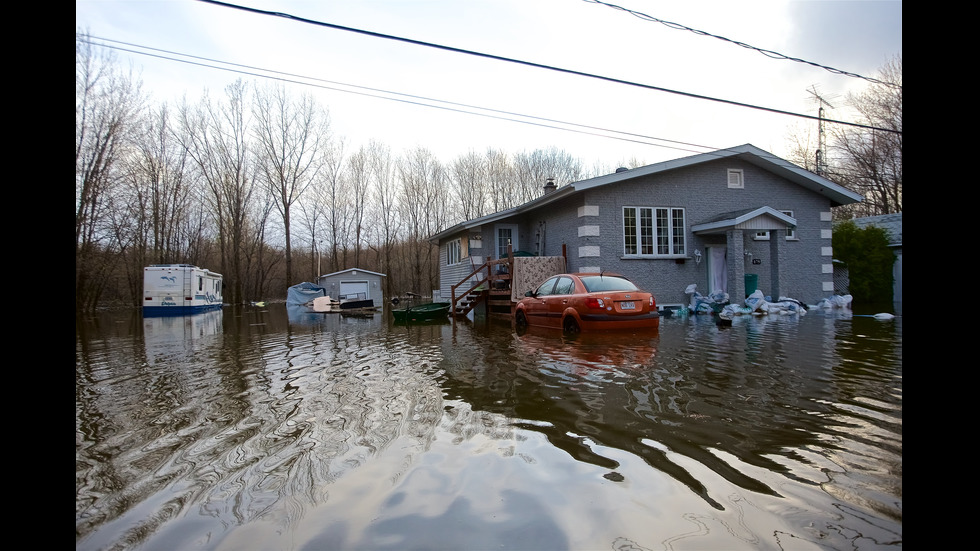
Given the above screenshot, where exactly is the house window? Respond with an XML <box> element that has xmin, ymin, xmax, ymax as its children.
<box><xmin>623</xmin><ymin>207</ymin><xmax>686</xmax><ymax>257</ymax></box>
<box><xmin>447</xmin><ymin>239</ymin><xmax>461</xmax><ymax>265</ymax></box>
<box><xmin>727</xmin><ymin>169</ymin><xmax>744</xmax><ymax>189</ymax></box>
<box><xmin>754</xmin><ymin>210</ymin><xmax>797</xmax><ymax>241</ymax></box>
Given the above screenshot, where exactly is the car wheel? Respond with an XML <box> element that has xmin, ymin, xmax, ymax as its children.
<box><xmin>562</xmin><ymin>316</ymin><xmax>580</xmax><ymax>334</ymax></box>
<box><xmin>515</xmin><ymin>310</ymin><xmax>528</xmax><ymax>329</ymax></box>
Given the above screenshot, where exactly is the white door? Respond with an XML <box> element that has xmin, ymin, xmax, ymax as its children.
<box><xmin>706</xmin><ymin>246</ymin><xmax>728</xmax><ymax>294</ymax></box>
<box><xmin>495</xmin><ymin>224</ymin><xmax>518</xmax><ymax>259</ymax></box>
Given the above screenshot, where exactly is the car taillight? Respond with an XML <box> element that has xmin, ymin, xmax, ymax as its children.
<box><xmin>585</xmin><ymin>297</ymin><xmax>605</xmax><ymax>309</ymax></box>
<box><xmin>649</xmin><ymin>296</ymin><xmax>655</xmax><ymax>307</ymax></box>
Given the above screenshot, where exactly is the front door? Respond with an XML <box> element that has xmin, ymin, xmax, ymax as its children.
<box><xmin>706</xmin><ymin>246</ymin><xmax>728</xmax><ymax>294</ymax></box>
<box><xmin>495</xmin><ymin>224</ymin><xmax>518</xmax><ymax>260</ymax></box>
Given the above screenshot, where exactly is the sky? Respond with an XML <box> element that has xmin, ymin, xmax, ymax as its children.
<box><xmin>76</xmin><ymin>0</ymin><xmax>902</xmax><ymax>170</ymax></box>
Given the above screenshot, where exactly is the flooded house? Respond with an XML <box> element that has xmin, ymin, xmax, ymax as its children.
<box><xmin>429</xmin><ymin>144</ymin><xmax>863</xmax><ymax>319</ymax></box>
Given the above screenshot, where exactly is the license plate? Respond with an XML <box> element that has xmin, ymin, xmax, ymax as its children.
<box><xmin>621</xmin><ymin>301</ymin><xmax>635</xmax><ymax>310</ymax></box>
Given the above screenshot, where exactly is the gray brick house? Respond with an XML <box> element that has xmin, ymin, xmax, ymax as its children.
<box><xmin>429</xmin><ymin>144</ymin><xmax>862</xmax><ymax>311</ymax></box>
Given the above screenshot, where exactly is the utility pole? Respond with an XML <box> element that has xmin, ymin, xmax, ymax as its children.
<box><xmin>807</xmin><ymin>85</ymin><xmax>836</xmax><ymax>177</ymax></box>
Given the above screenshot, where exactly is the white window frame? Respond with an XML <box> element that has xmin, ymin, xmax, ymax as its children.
<box><xmin>754</xmin><ymin>210</ymin><xmax>797</xmax><ymax>241</ymax></box>
<box><xmin>446</xmin><ymin>238</ymin><xmax>461</xmax><ymax>265</ymax></box>
<box><xmin>623</xmin><ymin>206</ymin><xmax>686</xmax><ymax>257</ymax></box>
<box><xmin>727</xmin><ymin>169</ymin><xmax>744</xmax><ymax>189</ymax></box>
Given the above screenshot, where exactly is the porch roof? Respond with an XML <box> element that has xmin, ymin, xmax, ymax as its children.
<box><xmin>692</xmin><ymin>206</ymin><xmax>797</xmax><ymax>235</ymax></box>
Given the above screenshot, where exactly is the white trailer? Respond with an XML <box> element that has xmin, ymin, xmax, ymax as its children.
<box><xmin>143</xmin><ymin>264</ymin><xmax>224</xmax><ymax>316</ymax></box>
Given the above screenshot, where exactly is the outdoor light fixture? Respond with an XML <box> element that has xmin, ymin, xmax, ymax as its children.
<box><xmin>694</xmin><ymin>249</ymin><xmax>702</xmax><ymax>265</ymax></box>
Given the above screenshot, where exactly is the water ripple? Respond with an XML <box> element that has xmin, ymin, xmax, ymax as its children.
<box><xmin>77</xmin><ymin>307</ymin><xmax>901</xmax><ymax>550</ymax></box>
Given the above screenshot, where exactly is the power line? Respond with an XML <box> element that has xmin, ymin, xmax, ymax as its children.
<box><xmin>581</xmin><ymin>0</ymin><xmax>901</xmax><ymax>90</ymax></box>
<box><xmin>80</xmin><ymin>35</ymin><xmax>826</xmax><ymax>176</ymax></box>
<box><xmin>79</xmin><ymin>34</ymin><xmax>835</xmax><ymax>176</ymax></box>
<box><xmin>196</xmin><ymin>0</ymin><xmax>899</xmax><ymax>136</ymax></box>
<box><xmin>79</xmin><ymin>34</ymin><xmax>720</xmax><ymax>157</ymax></box>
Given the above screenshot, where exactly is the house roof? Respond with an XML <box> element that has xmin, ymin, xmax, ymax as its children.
<box><xmin>429</xmin><ymin>144</ymin><xmax>862</xmax><ymax>243</ymax></box>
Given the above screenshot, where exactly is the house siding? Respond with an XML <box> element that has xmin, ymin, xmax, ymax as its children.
<box><xmin>439</xmin><ymin>243</ymin><xmax>477</xmax><ymax>302</ymax></box>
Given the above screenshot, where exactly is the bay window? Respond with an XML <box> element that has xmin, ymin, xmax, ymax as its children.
<box><xmin>624</xmin><ymin>206</ymin><xmax>686</xmax><ymax>257</ymax></box>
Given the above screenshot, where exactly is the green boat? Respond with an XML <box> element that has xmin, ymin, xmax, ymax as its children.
<box><xmin>392</xmin><ymin>302</ymin><xmax>451</xmax><ymax>322</ymax></box>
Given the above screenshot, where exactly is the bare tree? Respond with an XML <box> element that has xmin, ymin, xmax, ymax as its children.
<box><xmin>138</xmin><ymin>104</ymin><xmax>192</xmax><ymax>264</ymax></box>
<box><xmin>109</xmin><ymin>103</ymin><xmax>192</xmax><ymax>305</ymax></box>
<box><xmin>367</xmin><ymin>140</ymin><xmax>400</xmax><ymax>298</ymax></box>
<box><xmin>252</xmin><ymin>84</ymin><xmax>331</xmax><ymax>287</ymax></box>
<box><xmin>485</xmin><ymin>148</ymin><xmax>515</xmax><ymax>215</ymax></box>
<box><xmin>398</xmin><ymin>146</ymin><xmax>445</xmax><ymax>294</ymax></box>
<box><xmin>512</xmin><ymin>147</ymin><xmax>582</xmax><ymax>205</ymax></box>
<box><xmin>318</xmin><ymin>138</ymin><xmax>350</xmax><ymax>274</ymax></box>
<box><xmin>345</xmin><ymin>146</ymin><xmax>372</xmax><ymax>268</ymax></box>
<box><xmin>829</xmin><ymin>55</ymin><xmax>902</xmax><ymax>217</ymax></box>
<box><xmin>784</xmin><ymin>121</ymin><xmax>819</xmax><ymax>173</ymax></box>
<box><xmin>75</xmin><ymin>30</ymin><xmax>145</xmax><ymax>310</ymax></box>
<box><xmin>177</xmin><ymin>80</ymin><xmax>257</xmax><ymax>304</ymax></box>
<box><xmin>447</xmin><ymin>150</ymin><xmax>487</xmax><ymax>222</ymax></box>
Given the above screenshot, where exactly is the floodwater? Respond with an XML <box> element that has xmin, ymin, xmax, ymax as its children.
<box><xmin>76</xmin><ymin>302</ymin><xmax>901</xmax><ymax>551</ymax></box>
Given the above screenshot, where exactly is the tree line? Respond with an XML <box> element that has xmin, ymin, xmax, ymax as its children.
<box><xmin>77</xmin><ymin>32</ymin><xmax>901</xmax><ymax>312</ymax></box>
<box><xmin>76</xmin><ymin>33</ymin><xmax>603</xmax><ymax>311</ymax></box>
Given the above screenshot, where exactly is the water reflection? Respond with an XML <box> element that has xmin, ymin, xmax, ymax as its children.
<box><xmin>76</xmin><ymin>305</ymin><xmax>901</xmax><ymax>550</ymax></box>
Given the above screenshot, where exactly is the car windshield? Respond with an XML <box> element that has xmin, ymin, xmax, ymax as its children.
<box><xmin>579</xmin><ymin>275</ymin><xmax>640</xmax><ymax>293</ymax></box>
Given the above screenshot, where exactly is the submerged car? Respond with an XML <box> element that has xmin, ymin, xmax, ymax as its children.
<box><xmin>514</xmin><ymin>272</ymin><xmax>660</xmax><ymax>333</ymax></box>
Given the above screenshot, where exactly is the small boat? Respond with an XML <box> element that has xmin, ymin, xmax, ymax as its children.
<box><xmin>392</xmin><ymin>302</ymin><xmax>451</xmax><ymax>322</ymax></box>
<box><xmin>340</xmin><ymin>298</ymin><xmax>375</xmax><ymax>310</ymax></box>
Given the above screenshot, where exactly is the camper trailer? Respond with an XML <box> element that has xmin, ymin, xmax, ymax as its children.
<box><xmin>143</xmin><ymin>264</ymin><xmax>224</xmax><ymax>316</ymax></box>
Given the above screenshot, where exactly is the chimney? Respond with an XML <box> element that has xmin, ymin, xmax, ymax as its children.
<box><xmin>543</xmin><ymin>178</ymin><xmax>557</xmax><ymax>195</ymax></box>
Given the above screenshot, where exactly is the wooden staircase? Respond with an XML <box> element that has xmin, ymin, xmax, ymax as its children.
<box><xmin>450</xmin><ymin>249</ymin><xmax>515</xmax><ymax>319</ymax></box>
<box><xmin>449</xmin><ymin>244</ymin><xmax>567</xmax><ymax>321</ymax></box>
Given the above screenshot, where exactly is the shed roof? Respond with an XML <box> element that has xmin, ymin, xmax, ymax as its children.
<box><xmin>319</xmin><ymin>268</ymin><xmax>387</xmax><ymax>278</ymax></box>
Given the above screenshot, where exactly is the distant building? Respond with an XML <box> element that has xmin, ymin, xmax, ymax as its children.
<box><xmin>317</xmin><ymin>268</ymin><xmax>386</xmax><ymax>304</ymax></box>
<box><xmin>850</xmin><ymin>212</ymin><xmax>902</xmax><ymax>308</ymax></box>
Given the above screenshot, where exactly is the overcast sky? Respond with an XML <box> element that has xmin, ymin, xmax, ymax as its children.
<box><xmin>76</xmin><ymin>0</ymin><xmax>902</xmax><ymax>169</ymax></box>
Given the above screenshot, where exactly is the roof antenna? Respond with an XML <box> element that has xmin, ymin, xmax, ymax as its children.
<box><xmin>807</xmin><ymin>84</ymin><xmax>837</xmax><ymax>177</ymax></box>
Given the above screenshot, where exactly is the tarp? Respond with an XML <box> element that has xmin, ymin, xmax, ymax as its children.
<box><xmin>511</xmin><ymin>256</ymin><xmax>567</xmax><ymax>302</ymax></box>
<box><xmin>287</xmin><ymin>282</ymin><xmax>327</xmax><ymax>306</ymax></box>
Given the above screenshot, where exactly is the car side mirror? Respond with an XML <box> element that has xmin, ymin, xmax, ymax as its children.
<box><xmin>524</xmin><ymin>290</ymin><xmax>536</xmax><ymax>297</ymax></box>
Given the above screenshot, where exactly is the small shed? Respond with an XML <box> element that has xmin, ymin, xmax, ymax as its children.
<box><xmin>317</xmin><ymin>268</ymin><xmax>386</xmax><ymax>304</ymax></box>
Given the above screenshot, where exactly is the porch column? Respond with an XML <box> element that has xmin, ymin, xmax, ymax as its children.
<box><xmin>727</xmin><ymin>229</ymin><xmax>745</xmax><ymax>301</ymax></box>
<box><xmin>769</xmin><ymin>230</ymin><xmax>781</xmax><ymax>300</ymax></box>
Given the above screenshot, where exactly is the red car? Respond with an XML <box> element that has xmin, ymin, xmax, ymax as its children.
<box><xmin>514</xmin><ymin>273</ymin><xmax>660</xmax><ymax>333</ymax></box>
